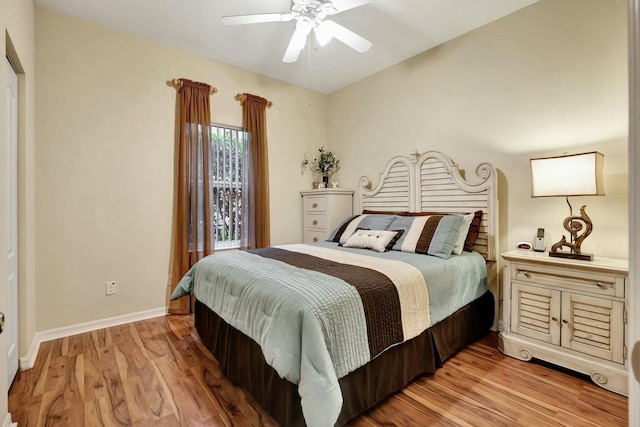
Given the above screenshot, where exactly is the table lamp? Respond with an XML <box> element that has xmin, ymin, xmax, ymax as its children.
<box><xmin>530</xmin><ymin>151</ymin><xmax>604</xmax><ymax>261</ymax></box>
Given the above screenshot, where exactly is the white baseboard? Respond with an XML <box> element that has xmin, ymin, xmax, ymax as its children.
<box><xmin>19</xmin><ymin>307</ymin><xmax>167</xmax><ymax>370</ymax></box>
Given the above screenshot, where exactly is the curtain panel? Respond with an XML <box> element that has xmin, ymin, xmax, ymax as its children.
<box><xmin>169</xmin><ymin>79</ymin><xmax>214</xmax><ymax>314</ymax></box>
<box><xmin>239</xmin><ymin>93</ymin><xmax>271</xmax><ymax>249</ymax></box>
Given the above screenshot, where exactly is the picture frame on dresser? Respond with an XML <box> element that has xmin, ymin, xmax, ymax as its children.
<box><xmin>499</xmin><ymin>249</ymin><xmax>629</xmax><ymax>396</ymax></box>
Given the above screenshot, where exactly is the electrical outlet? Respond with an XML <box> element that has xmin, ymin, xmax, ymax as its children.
<box><xmin>106</xmin><ymin>281</ymin><xmax>117</xmax><ymax>295</ymax></box>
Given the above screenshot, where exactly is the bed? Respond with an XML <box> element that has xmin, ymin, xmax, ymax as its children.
<box><xmin>171</xmin><ymin>151</ymin><xmax>498</xmax><ymax>427</ymax></box>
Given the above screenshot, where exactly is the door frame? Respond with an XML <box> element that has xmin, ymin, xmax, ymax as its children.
<box><xmin>628</xmin><ymin>1</ymin><xmax>640</xmax><ymax>424</ymax></box>
<box><xmin>5</xmin><ymin>57</ymin><xmax>18</xmax><ymax>391</ymax></box>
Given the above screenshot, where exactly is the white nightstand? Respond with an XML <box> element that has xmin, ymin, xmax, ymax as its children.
<box><xmin>499</xmin><ymin>250</ymin><xmax>629</xmax><ymax>395</ymax></box>
<box><xmin>300</xmin><ymin>189</ymin><xmax>353</xmax><ymax>243</ymax></box>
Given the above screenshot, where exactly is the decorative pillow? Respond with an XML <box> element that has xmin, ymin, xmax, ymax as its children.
<box><xmin>463</xmin><ymin>210</ymin><xmax>483</xmax><ymax>252</ymax></box>
<box><xmin>329</xmin><ymin>214</ymin><xmax>398</xmax><ymax>244</ymax></box>
<box><xmin>343</xmin><ymin>229</ymin><xmax>404</xmax><ymax>252</ymax></box>
<box><xmin>387</xmin><ymin>214</ymin><xmax>463</xmax><ymax>259</ymax></box>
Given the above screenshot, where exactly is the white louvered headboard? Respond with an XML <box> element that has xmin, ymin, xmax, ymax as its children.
<box><xmin>358</xmin><ymin>151</ymin><xmax>497</xmax><ymax>261</ymax></box>
<box><xmin>358</xmin><ymin>151</ymin><xmax>499</xmax><ymax>329</ymax></box>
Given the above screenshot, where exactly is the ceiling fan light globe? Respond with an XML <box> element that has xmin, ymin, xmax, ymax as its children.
<box><xmin>315</xmin><ymin>22</ymin><xmax>333</xmax><ymax>46</ymax></box>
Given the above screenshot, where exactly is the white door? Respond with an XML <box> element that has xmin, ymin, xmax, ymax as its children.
<box><xmin>5</xmin><ymin>57</ymin><xmax>19</xmax><ymax>389</ymax></box>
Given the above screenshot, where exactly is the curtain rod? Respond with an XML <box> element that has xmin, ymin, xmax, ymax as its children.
<box><xmin>171</xmin><ymin>78</ymin><xmax>217</xmax><ymax>95</ymax></box>
<box><xmin>235</xmin><ymin>93</ymin><xmax>273</xmax><ymax>108</ymax></box>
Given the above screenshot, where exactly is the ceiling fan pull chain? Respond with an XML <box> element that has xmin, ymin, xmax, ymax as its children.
<box><xmin>308</xmin><ymin>31</ymin><xmax>312</xmax><ymax>106</ymax></box>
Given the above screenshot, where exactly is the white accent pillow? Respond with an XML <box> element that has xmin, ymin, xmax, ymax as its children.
<box><xmin>451</xmin><ymin>213</ymin><xmax>474</xmax><ymax>255</ymax></box>
<box><xmin>343</xmin><ymin>229</ymin><xmax>403</xmax><ymax>253</ymax></box>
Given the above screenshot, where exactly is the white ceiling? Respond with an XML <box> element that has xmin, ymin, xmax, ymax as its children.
<box><xmin>34</xmin><ymin>0</ymin><xmax>539</xmax><ymax>94</ymax></box>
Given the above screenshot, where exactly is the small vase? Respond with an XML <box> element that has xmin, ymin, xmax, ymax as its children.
<box><xmin>322</xmin><ymin>175</ymin><xmax>329</xmax><ymax>187</ymax></box>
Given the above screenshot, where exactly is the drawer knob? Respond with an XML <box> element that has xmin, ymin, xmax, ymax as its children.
<box><xmin>596</xmin><ymin>282</ymin><xmax>606</xmax><ymax>288</ymax></box>
<box><xmin>313</xmin><ymin>237</ymin><xmax>319</xmax><ymax>242</ymax></box>
<box><xmin>313</xmin><ymin>220</ymin><xmax>318</xmax><ymax>225</ymax></box>
<box><xmin>312</xmin><ymin>203</ymin><xmax>318</xmax><ymax>208</ymax></box>
<box><xmin>552</xmin><ymin>317</ymin><xmax>558</xmax><ymax>322</ymax></box>
<box><xmin>523</xmin><ymin>271</ymin><xmax>531</xmax><ymax>278</ymax></box>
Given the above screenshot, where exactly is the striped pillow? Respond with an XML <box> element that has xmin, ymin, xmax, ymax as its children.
<box><xmin>329</xmin><ymin>214</ymin><xmax>398</xmax><ymax>244</ymax></box>
<box><xmin>387</xmin><ymin>215</ymin><xmax>463</xmax><ymax>259</ymax></box>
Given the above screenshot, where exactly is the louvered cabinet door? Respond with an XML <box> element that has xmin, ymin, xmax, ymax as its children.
<box><xmin>511</xmin><ymin>282</ymin><xmax>561</xmax><ymax>345</ymax></box>
<box><xmin>561</xmin><ymin>292</ymin><xmax>625</xmax><ymax>364</ymax></box>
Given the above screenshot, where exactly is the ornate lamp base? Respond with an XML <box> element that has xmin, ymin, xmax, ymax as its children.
<box><xmin>549</xmin><ymin>205</ymin><xmax>594</xmax><ymax>261</ymax></box>
<box><xmin>549</xmin><ymin>250</ymin><xmax>594</xmax><ymax>261</ymax></box>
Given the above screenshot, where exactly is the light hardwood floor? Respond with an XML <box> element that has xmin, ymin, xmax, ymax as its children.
<box><xmin>9</xmin><ymin>314</ymin><xmax>628</xmax><ymax>426</ymax></box>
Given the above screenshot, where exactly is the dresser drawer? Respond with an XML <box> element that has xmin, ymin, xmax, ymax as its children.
<box><xmin>304</xmin><ymin>214</ymin><xmax>327</xmax><ymax>229</ymax></box>
<box><xmin>512</xmin><ymin>263</ymin><xmax>624</xmax><ymax>298</ymax></box>
<box><xmin>303</xmin><ymin>196</ymin><xmax>327</xmax><ymax>213</ymax></box>
<box><xmin>304</xmin><ymin>230</ymin><xmax>327</xmax><ymax>243</ymax></box>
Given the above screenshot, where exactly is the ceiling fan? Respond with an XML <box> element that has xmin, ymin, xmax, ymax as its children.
<box><xmin>222</xmin><ymin>0</ymin><xmax>373</xmax><ymax>63</ymax></box>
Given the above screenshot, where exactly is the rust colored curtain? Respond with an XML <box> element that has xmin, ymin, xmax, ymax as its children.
<box><xmin>169</xmin><ymin>79</ymin><xmax>213</xmax><ymax>314</ymax></box>
<box><xmin>239</xmin><ymin>94</ymin><xmax>271</xmax><ymax>249</ymax></box>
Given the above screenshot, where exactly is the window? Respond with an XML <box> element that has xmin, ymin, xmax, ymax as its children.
<box><xmin>211</xmin><ymin>124</ymin><xmax>248</xmax><ymax>249</ymax></box>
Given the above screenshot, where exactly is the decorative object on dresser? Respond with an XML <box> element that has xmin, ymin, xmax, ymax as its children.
<box><xmin>301</xmin><ymin>145</ymin><xmax>340</xmax><ymax>187</ymax></box>
<box><xmin>530</xmin><ymin>151</ymin><xmax>605</xmax><ymax>261</ymax></box>
<box><xmin>300</xmin><ymin>189</ymin><xmax>353</xmax><ymax>243</ymax></box>
<box><xmin>499</xmin><ymin>250</ymin><xmax>629</xmax><ymax>396</ymax></box>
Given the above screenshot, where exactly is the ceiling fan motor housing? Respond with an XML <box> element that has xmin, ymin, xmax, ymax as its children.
<box><xmin>292</xmin><ymin>0</ymin><xmax>337</xmax><ymax>24</ymax></box>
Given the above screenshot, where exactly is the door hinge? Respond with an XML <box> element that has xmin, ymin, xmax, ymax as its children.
<box><xmin>624</xmin><ymin>345</ymin><xmax>628</xmax><ymax>360</ymax></box>
<box><xmin>624</xmin><ymin>310</ymin><xmax>628</xmax><ymax>324</ymax></box>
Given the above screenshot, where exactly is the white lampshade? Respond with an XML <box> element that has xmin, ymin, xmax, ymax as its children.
<box><xmin>530</xmin><ymin>151</ymin><xmax>605</xmax><ymax>198</ymax></box>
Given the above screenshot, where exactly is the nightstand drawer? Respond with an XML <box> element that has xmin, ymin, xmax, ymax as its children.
<box><xmin>303</xmin><ymin>196</ymin><xmax>327</xmax><ymax>213</ymax></box>
<box><xmin>304</xmin><ymin>214</ymin><xmax>327</xmax><ymax>229</ymax></box>
<box><xmin>513</xmin><ymin>263</ymin><xmax>624</xmax><ymax>298</ymax></box>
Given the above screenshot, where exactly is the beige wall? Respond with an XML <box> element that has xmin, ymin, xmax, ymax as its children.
<box><xmin>28</xmin><ymin>0</ymin><xmax>629</xmax><ymax>353</ymax></box>
<box><xmin>327</xmin><ymin>0</ymin><xmax>628</xmax><ymax>259</ymax></box>
<box><xmin>34</xmin><ymin>8</ymin><xmax>326</xmax><ymax>330</ymax></box>
<box><xmin>1</xmin><ymin>0</ymin><xmax>36</xmax><ymax>418</ymax></box>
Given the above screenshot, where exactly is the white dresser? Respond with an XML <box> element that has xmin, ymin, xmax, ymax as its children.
<box><xmin>300</xmin><ymin>189</ymin><xmax>353</xmax><ymax>243</ymax></box>
<box><xmin>499</xmin><ymin>250</ymin><xmax>629</xmax><ymax>395</ymax></box>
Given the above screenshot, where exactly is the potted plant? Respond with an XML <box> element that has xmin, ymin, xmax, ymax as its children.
<box><xmin>301</xmin><ymin>146</ymin><xmax>340</xmax><ymax>187</ymax></box>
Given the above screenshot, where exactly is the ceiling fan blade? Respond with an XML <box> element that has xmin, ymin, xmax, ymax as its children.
<box><xmin>316</xmin><ymin>20</ymin><xmax>372</xmax><ymax>53</ymax></box>
<box><xmin>331</xmin><ymin>0</ymin><xmax>372</xmax><ymax>13</ymax></box>
<box><xmin>221</xmin><ymin>13</ymin><xmax>293</xmax><ymax>25</ymax></box>
<box><xmin>283</xmin><ymin>21</ymin><xmax>312</xmax><ymax>63</ymax></box>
